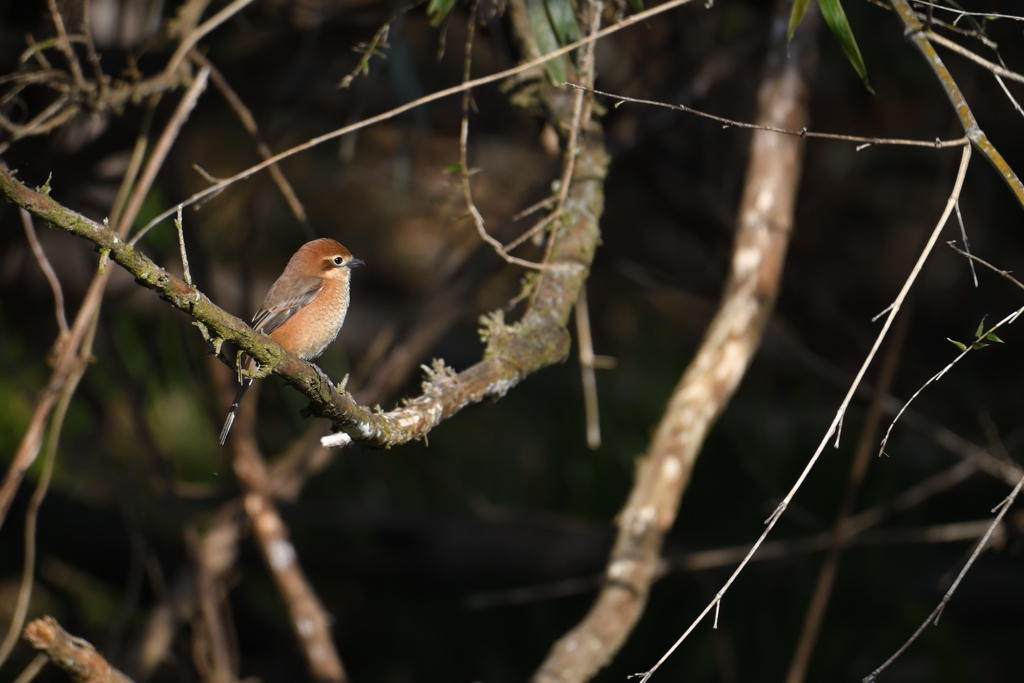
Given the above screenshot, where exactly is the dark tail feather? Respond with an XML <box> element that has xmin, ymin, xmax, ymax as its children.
<box><xmin>219</xmin><ymin>378</ymin><xmax>252</xmax><ymax>445</ymax></box>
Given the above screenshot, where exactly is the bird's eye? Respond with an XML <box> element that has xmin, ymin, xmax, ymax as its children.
<box><xmin>333</xmin><ymin>256</ymin><xmax>344</xmax><ymax>266</ymax></box>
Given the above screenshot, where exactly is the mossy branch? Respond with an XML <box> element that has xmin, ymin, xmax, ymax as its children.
<box><xmin>889</xmin><ymin>0</ymin><xmax>1024</xmax><ymax>211</ymax></box>
<box><xmin>1</xmin><ymin>150</ymin><xmax>605</xmax><ymax>447</ymax></box>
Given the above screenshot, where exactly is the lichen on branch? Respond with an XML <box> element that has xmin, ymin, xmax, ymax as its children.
<box><xmin>1</xmin><ymin>138</ymin><xmax>605</xmax><ymax>447</ymax></box>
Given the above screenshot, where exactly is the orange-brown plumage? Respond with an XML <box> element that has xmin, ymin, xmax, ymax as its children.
<box><xmin>220</xmin><ymin>238</ymin><xmax>362</xmax><ymax>445</ymax></box>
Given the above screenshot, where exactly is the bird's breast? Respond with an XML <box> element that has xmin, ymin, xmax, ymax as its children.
<box><xmin>270</xmin><ymin>279</ymin><xmax>351</xmax><ymax>361</ymax></box>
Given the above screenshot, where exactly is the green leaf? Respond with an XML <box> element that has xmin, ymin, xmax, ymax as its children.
<box><xmin>986</xmin><ymin>332</ymin><xmax>1004</xmax><ymax>343</ymax></box>
<box><xmin>948</xmin><ymin>339</ymin><xmax>967</xmax><ymax>352</ymax></box>
<box><xmin>526</xmin><ymin>0</ymin><xmax>566</xmax><ymax>83</ymax></box>
<box><xmin>426</xmin><ymin>0</ymin><xmax>457</xmax><ymax>26</ymax></box>
<box><xmin>787</xmin><ymin>0</ymin><xmax>812</xmax><ymax>42</ymax></box>
<box><xmin>974</xmin><ymin>316</ymin><xmax>987</xmax><ymax>337</ymax></box>
<box><xmin>817</xmin><ymin>0</ymin><xmax>873</xmax><ymax>94</ymax></box>
<box><xmin>629</xmin><ymin>0</ymin><xmax>643</xmax><ymax>11</ymax></box>
<box><xmin>545</xmin><ymin>0</ymin><xmax>582</xmax><ymax>50</ymax></box>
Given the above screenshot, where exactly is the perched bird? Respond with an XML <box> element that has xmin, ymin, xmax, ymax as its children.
<box><xmin>219</xmin><ymin>238</ymin><xmax>363</xmax><ymax>445</ymax></box>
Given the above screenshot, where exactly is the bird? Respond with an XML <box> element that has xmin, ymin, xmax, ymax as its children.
<box><xmin>219</xmin><ymin>238</ymin><xmax>363</xmax><ymax>445</ymax></box>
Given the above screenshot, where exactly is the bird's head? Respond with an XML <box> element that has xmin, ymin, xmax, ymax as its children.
<box><xmin>298</xmin><ymin>238</ymin><xmax>364</xmax><ymax>279</ymax></box>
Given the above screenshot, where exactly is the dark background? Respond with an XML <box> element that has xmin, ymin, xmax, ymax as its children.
<box><xmin>1</xmin><ymin>0</ymin><xmax>1024</xmax><ymax>681</ymax></box>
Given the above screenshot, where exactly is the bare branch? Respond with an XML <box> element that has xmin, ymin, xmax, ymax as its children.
<box><xmin>925</xmin><ymin>30</ymin><xmax>1024</xmax><ymax>84</ymax></box>
<box><xmin>535</xmin><ymin>2</ymin><xmax>817</xmax><ymax>679</ymax></box>
<box><xmin>116</xmin><ymin>66</ymin><xmax>210</xmax><ymax>237</ymax></box>
<box><xmin>947</xmin><ymin>241</ymin><xmax>1024</xmax><ymax>292</ymax></box>
<box><xmin>890</xmin><ymin>0</ymin><xmax>1024</xmax><ymax>210</ymax></box>
<box><xmin>575</xmin><ymin>285</ymin><xmax>602</xmax><ymax>449</ymax></box>
<box><xmin>568</xmin><ymin>84</ymin><xmax>969</xmax><ymax>150</ymax></box>
<box><xmin>46</xmin><ymin>0</ymin><xmax>86</xmax><ymax>92</ymax></box>
<box><xmin>785</xmin><ymin>314</ymin><xmax>908</xmax><ymax>683</ymax></box>
<box><xmin>458</xmin><ymin>0</ymin><xmax>548</xmax><ymax>270</ymax></box>
<box><xmin>0</xmin><ymin>306</ymin><xmax>98</xmax><ymax>668</ymax></box>
<box><xmin>863</xmin><ymin>473</ymin><xmax>1024</xmax><ymax>681</ymax></box>
<box><xmin>131</xmin><ymin>0</ymin><xmax>701</xmax><ymax>243</ymax></box>
<box><xmin>20</xmin><ymin>209</ymin><xmax>68</xmax><ymax>335</ymax></box>
<box><xmin>0</xmin><ymin>117</ymin><xmax>605</xmax><ymax>449</ymax></box>
<box><xmin>192</xmin><ymin>51</ymin><xmax>312</xmax><ymax>235</ymax></box>
<box><xmin>0</xmin><ymin>65</ymin><xmax>211</xmax><ymax>532</ymax></box>
<box><xmin>163</xmin><ymin>0</ymin><xmax>258</xmax><ymax>80</ymax></box>
<box><xmin>908</xmin><ymin>1</ymin><xmax>1024</xmax><ymax>24</ymax></box>
<box><xmin>879</xmin><ymin>305</ymin><xmax>1022</xmax><ymax>457</ymax></box>
<box><xmin>230</xmin><ymin>433</ymin><xmax>346</xmax><ymax>681</ymax></box>
<box><xmin>23</xmin><ymin>616</ymin><xmax>135</xmax><ymax>683</ymax></box>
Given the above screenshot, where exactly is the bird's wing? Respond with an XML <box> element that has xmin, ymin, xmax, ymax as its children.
<box><xmin>252</xmin><ymin>275</ymin><xmax>324</xmax><ymax>335</ymax></box>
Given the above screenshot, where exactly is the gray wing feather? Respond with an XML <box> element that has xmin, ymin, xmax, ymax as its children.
<box><xmin>252</xmin><ymin>275</ymin><xmax>323</xmax><ymax>335</ymax></box>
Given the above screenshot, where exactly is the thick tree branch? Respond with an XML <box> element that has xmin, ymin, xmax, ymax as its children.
<box><xmin>532</xmin><ymin>4</ymin><xmax>817</xmax><ymax>680</ymax></box>
<box><xmin>231</xmin><ymin>431</ymin><xmax>347</xmax><ymax>682</ymax></box>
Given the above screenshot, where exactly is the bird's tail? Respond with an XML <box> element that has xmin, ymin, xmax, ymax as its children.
<box><xmin>220</xmin><ymin>376</ymin><xmax>253</xmax><ymax>445</ymax></box>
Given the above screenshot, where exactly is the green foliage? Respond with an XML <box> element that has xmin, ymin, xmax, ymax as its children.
<box><xmin>948</xmin><ymin>316</ymin><xmax>1004</xmax><ymax>351</ymax></box>
<box><xmin>544</xmin><ymin>0</ymin><xmax>582</xmax><ymax>55</ymax></box>
<box><xmin>788</xmin><ymin>0</ymin><xmax>873</xmax><ymax>93</ymax></box>
<box><xmin>426</xmin><ymin>0</ymin><xmax>457</xmax><ymax>27</ymax></box>
<box><xmin>787</xmin><ymin>0</ymin><xmax>811</xmax><ymax>41</ymax></box>
<box><xmin>340</xmin><ymin>28</ymin><xmax>392</xmax><ymax>89</ymax></box>
<box><xmin>525</xmin><ymin>0</ymin><xmax>586</xmax><ymax>84</ymax></box>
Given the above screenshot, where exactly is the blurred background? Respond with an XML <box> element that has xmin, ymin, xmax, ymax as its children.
<box><xmin>1</xmin><ymin>0</ymin><xmax>1024</xmax><ymax>681</ymax></box>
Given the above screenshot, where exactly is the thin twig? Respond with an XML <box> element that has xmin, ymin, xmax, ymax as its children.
<box><xmin>951</xmin><ymin>201</ymin><xmax>977</xmax><ymax>286</ymax></box>
<box><xmin>567</xmin><ymin>84</ymin><xmax>970</xmax><ymax>150</ymax></box>
<box><xmin>337</xmin><ymin>5</ymin><xmax>416</xmax><ymax>89</ymax></box>
<box><xmin>925</xmin><ymin>30</ymin><xmax>1024</xmax><ymax>84</ymax></box>
<box><xmin>163</xmin><ymin>0</ymin><xmax>258</xmax><ymax>80</ymax></box>
<box><xmin>132</xmin><ymin>0</ymin><xmax>703</xmax><ymax>245</ymax></box>
<box><xmin>536</xmin><ymin>0</ymin><xmax>603</xmax><ymax>272</ymax></box>
<box><xmin>20</xmin><ymin>209</ymin><xmax>68</xmax><ymax>335</ymax></box>
<box><xmin>784</xmin><ymin>312</ymin><xmax>908</xmax><ymax>683</ymax></box>
<box><xmin>0</xmin><ymin>272</ymin><xmax>108</xmax><ymax>530</ymax></box>
<box><xmin>192</xmin><ymin>51</ymin><xmax>312</xmax><ymax>235</ymax></box>
<box><xmin>471</xmin><ymin>515</ymin><xmax>993</xmax><ymax>609</ymax></box>
<box><xmin>78</xmin><ymin>0</ymin><xmax>108</xmax><ymax>104</ymax></box>
<box><xmin>46</xmin><ymin>0</ymin><xmax>86</xmax><ymax>92</ymax></box>
<box><xmin>175</xmin><ymin>205</ymin><xmax>193</xmax><ymax>286</ymax></box>
<box><xmin>863</xmin><ymin>472</ymin><xmax>1024</xmax><ymax>681</ymax></box>
<box><xmin>890</xmin><ymin>0</ymin><xmax>1024</xmax><ymax>210</ymax></box>
<box><xmin>846</xmin><ymin>460</ymin><xmax>977</xmax><ymax>538</ymax></box>
<box><xmin>879</xmin><ymin>305</ymin><xmax>1021</xmax><ymax>457</ymax></box>
<box><xmin>0</xmin><ymin>67</ymin><xmax>205</xmax><ymax>533</ymax></box>
<box><xmin>458</xmin><ymin>0</ymin><xmax>547</xmax><ymax>270</ymax></box>
<box><xmin>637</xmin><ymin>144</ymin><xmax>973</xmax><ymax>683</ymax></box>
<box><xmin>110</xmin><ymin>95</ymin><xmax>160</xmax><ymax>229</ymax></box>
<box><xmin>993</xmin><ymin>73</ymin><xmax>1024</xmax><ymax>120</ymax></box>
<box><xmin>0</xmin><ymin>315</ymin><xmax>98</xmax><ymax>667</ymax></box>
<box><xmin>117</xmin><ymin>66</ymin><xmax>210</xmax><ymax>238</ymax></box>
<box><xmin>773</xmin><ymin>324</ymin><xmax>1021</xmax><ymax>486</ymax></box>
<box><xmin>575</xmin><ymin>285</ymin><xmax>602</xmax><ymax>449</ymax></box>
<box><xmin>909</xmin><ymin>1</ymin><xmax>1024</xmax><ymax>23</ymax></box>
<box><xmin>11</xmin><ymin>653</ymin><xmax>47</xmax><ymax>683</ymax></box>
<box><xmin>947</xmin><ymin>241</ymin><xmax>1024</xmax><ymax>292</ymax></box>
<box><xmin>535</xmin><ymin>3</ymin><xmax>816</xmax><ymax>678</ymax></box>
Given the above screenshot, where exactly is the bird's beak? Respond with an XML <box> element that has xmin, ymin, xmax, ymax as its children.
<box><xmin>349</xmin><ymin>257</ymin><xmax>365</xmax><ymax>268</ymax></box>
